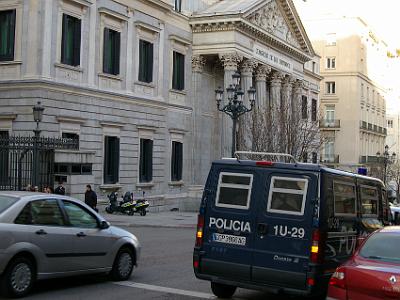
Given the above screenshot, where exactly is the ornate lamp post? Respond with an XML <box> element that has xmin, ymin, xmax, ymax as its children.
<box><xmin>32</xmin><ymin>101</ymin><xmax>44</xmax><ymax>188</ymax></box>
<box><xmin>376</xmin><ymin>144</ymin><xmax>396</xmax><ymax>184</ymax></box>
<box><xmin>215</xmin><ymin>72</ymin><xmax>256</xmax><ymax>158</ymax></box>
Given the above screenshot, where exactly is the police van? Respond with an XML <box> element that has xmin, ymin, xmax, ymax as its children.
<box><xmin>193</xmin><ymin>152</ymin><xmax>389</xmax><ymax>298</ymax></box>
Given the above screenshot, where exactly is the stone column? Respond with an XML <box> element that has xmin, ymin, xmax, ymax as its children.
<box><xmin>292</xmin><ymin>79</ymin><xmax>303</xmax><ymax>120</ymax></box>
<box><xmin>270</xmin><ymin>71</ymin><xmax>284</xmax><ymax>109</ymax></box>
<box><xmin>281</xmin><ymin>76</ymin><xmax>295</xmax><ymax>153</ymax></box>
<box><xmin>219</xmin><ymin>53</ymin><xmax>242</xmax><ymax>157</ymax></box>
<box><xmin>269</xmin><ymin>71</ymin><xmax>284</xmax><ymax>152</ymax></box>
<box><xmin>255</xmin><ymin>65</ymin><xmax>271</xmax><ymax>110</ymax></box>
<box><xmin>238</xmin><ymin>59</ymin><xmax>258</xmax><ymax>150</ymax></box>
<box><xmin>125</xmin><ymin>9</ymin><xmax>134</xmax><ymax>91</ymax></box>
<box><xmin>191</xmin><ymin>55</ymin><xmax>206</xmax><ymax>185</ymax></box>
<box><xmin>88</xmin><ymin>1</ymin><xmax>97</xmax><ymax>87</ymax></box>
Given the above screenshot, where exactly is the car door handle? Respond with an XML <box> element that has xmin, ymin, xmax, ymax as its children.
<box><xmin>257</xmin><ymin>223</ymin><xmax>269</xmax><ymax>236</ymax></box>
<box><xmin>35</xmin><ymin>229</ymin><xmax>47</xmax><ymax>235</ymax></box>
<box><xmin>76</xmin><ymin>232</ymin><xmax>86</xmax><ymax>237</ymax></box>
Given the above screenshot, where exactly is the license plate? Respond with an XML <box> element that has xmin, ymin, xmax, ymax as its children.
<box><xmin>212</xmin><ymin>233</ymin><xmax>246</xmax><ymax>246</ymax></box>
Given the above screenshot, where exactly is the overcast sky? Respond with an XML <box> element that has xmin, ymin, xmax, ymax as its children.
<box><xmin>293</xmin><ymin>0</ymin><xmax>400</xmax><ymax>49</ymax></box>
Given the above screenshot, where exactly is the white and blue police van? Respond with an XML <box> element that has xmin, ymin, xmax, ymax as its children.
<box><xmin>193</xmin><ymin>152</ymin><xmax>389</xmax><ymax>298</ymax></box>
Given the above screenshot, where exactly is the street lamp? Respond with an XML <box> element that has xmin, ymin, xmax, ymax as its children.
<box><xmin>376</xmin><ymin>144</ymin><xmax>396</xmax><ymax>184</ymax></box>
<box><xmin>215</xmin><ymin>71</ymin><xmax>257</xmax><ymax>157</ymax></box>
<box><xmin>32</xmin><ymin>101</ymin><xmax>44</xmax><ymax>188</ymax></box>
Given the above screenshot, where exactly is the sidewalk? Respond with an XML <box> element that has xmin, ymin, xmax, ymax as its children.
<box><xmin>98</xmin><ymin>205</ymin><xmax>198</xmax><ymax>229</ymax></box>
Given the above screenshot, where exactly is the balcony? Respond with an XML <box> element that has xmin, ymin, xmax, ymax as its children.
<box><xmin>319</xmin><ymin>119</ymin><xmax>341</xmax><ymax>129</ymax></box>
<box><xmin>359</xmin><ymin>121</ymin><xmax>387</xmax><ymax>136</ymax></box>
<box><xmin>321</xmin><ymin>154</ymin><xmax>340</xmax><ymax>164</ymax></box>
<box><xmin>359</xmin><ymin>155</ymin><xmax>383</xmax><ymax>164</ymax></box>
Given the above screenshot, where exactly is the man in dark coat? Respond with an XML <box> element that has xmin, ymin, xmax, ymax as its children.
<box><xmin>85</xmin><ymin>184</ymin><xmax>98</xmax><ymax>211</ymax></box>
<box><xmin>54</xmin><ymin>181</ymin><xmax>65</xmax><ymax>195</ymax></box>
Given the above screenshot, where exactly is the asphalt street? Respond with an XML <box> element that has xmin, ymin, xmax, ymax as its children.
<box><xmin>11</xmin><ymin>225</ymin><xmax>321</xmax><ymax>300</ymax></box>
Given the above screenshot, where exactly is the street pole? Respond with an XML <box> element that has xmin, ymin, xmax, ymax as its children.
<box><xmin>215</xmin><ymin>73</ymin><xmax>256</xmax><ymax>158</ymax></box>
<box><xmin>32</xmin><ymin>101</ymin><xmax>44</xmax><ymax>189</ymax></box>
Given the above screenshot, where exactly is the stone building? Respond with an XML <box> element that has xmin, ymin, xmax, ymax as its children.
<box><xmin>301</xmin><ymin>16</ymin><xmax>389</xmax><ymax>172</ymax></box>
<box><xmin>0</xmin><ymin>0</ymin><xmax>320</xmax><ymax>209</ymax></box>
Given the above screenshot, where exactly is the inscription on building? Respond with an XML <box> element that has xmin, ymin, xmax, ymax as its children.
<box><xmin>254</xmin><ymin>45</ymin><xmax>292</xmax><ymax>73</ymax></box>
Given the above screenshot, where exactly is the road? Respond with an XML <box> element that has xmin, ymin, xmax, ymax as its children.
<box><xmin>19</xmin><ymin>226</ymin><xmax>318</xmax><ymax>300</ymax></box>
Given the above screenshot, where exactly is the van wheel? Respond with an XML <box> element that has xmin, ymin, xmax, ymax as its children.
<box><xmin>0</xmin><ymin>256</ymin><xmax>35</xmax><ymax>298</ymax></box>
<box><xmin>110</xmin><ymin>247</ymin><xmax>135</xmax><ymax>281</ymax></box>
<box><xmin>211</xmin><ymin>282</ymin><xmax>236</xmax><ymax>298</ymax></box>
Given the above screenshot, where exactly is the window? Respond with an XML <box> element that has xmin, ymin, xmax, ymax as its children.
<box><xmin>139</xmin><ymin>139</ymin><xmax>153</xmax><ymax>183</ymax></box>
<box><xmin>0</xmin><ymin>10</ymin><xmax>16</xmax><ymax>61</ymax></box>
<box><xmin>103</xmin><ymin>136</ymin><xmax>119</xmax><ymax>184</ymax></box>
<box><xmin>62</xmin><ymin>132</ymin><xmax>79</xmax><ymax>148</ymax></box>
<box><xmin>172</xmin><ymin>51</ymin><xmax>185</xmax><ymax>90</ymax></box>
<box><xmin>216</xmin><ymin>173</ymin><xmax>253</xmax><ymax>209</ymax></box>
<box><xmin>333</xmin><ymin>182</ymin><xmax>356</xmax><ymax>215</ymax></box>
<box><xmin>138</xmin><ymin>39</ymin><xmax>154</xmax><ymax>83</ymax></box>
<box><xmin>326</xmin><ymin>33</ymin><xmax>336</xmax><ymax>46</ymax></box>
<box><xmin>171</xmin><ymin>141</ymin><xmax>183</xmax><ymax>181</ymax></box>
<box><xmin>325</xmin><ymin>105</ymin><xmax>335</xmax><ymax>126</ymax></box>
<box><xmin>361</xmin><ymin>83</ymin><xmax>364</xmax><ymax>98</ymax></box>
<box><xmin>311</xmin><ymin>99</ymin><xmax>317</xmax><ymax>121</ymax></box>
<box><xmin>326</xmin><ymin>57</ymin><xmax>336</xmax><ymax>69</ymax></box>
<box><xmin>388</xmin><ymin>119</ymin><xmax>393</xmax><ymax>128</ymax></box>
<box><xmin>326</xmin><ymin>81</ymin><xmax>336</xmax><ymax>94</ymax></box>
<box><xmin>174</xmin><ymin>0</ymin><xmax>182</xmax><ymax>12</ymax></box>
<box><xmin>15</xmin><ymin>200</ymin><xmax>64</xmax><ymax>226</ymax></box>
<box><xmin>359</xmin><ymin>233</ymin><xmax>400</xmax><ymax>263</ymax></box>
<box><xmin>312</xmin><ymin>61</ymin><xmax>316</xmax><ymax>73</ymax></box>
<box><xmin>62</xmin><ymin>201</ymin><xmax>98</xmax><ymax>228</ymax></box>
<box><xmin>0</xmin><ymin>195</ymin><xmax>17</xmax><ymax>214</ymax></box>
<box><xmin>61</xmin><ymin>14</ymin><xmax>81</xmax><ymax>66</ymax></box>
<box><xmin>301</xmin><ymin>96</ymin><xmax>308</xmax><ymax>119</ymax></box>
<box><xmin>103</xmin><ymin>28</ymin><xmax>120</xmax><ymax>75</ymax></box>
<box><xmin>360</xmin><ymin>186</ymin><xmax>378</xmax><ymax>216</ymax></box>
<box><xmin>267</xmin><ymin>177</ymin><xmax>308</xmax><ymax>215</ymax></box>
<box><xmin>312</xmin><ymin>152</ymin><xmax>318</xmax><ymax>164</ymax></box>
<box><xmin>302</xmin><ymin>153</ymin><xmax>308</xmax><ymax>163</ymax></box>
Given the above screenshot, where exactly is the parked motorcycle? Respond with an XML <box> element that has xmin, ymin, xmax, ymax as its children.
<box><xmin>105</xmin><ymin>191</ymin><xmax>149</xmax><ymax>216</ymax></box>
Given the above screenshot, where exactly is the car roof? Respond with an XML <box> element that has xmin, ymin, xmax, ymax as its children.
<box><xmin>212</xmin><ymin>159</ymin><xmax>384</xmax><ymax>184</ymax></box>
<box><xmin>379</xmin><ymin>226</ymin><xmax>400</xmax><ymax>234</ymax></box>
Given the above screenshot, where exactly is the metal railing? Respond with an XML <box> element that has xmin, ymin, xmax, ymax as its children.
<box><xmin>319</xmin><ymin>119</ymin><xmax>341</xmax><ymax>128</ymax></box>
<box><xmin>321</xmin><ymin>154</ymin><xmax>340</xmax><ymax>164</ymax></box>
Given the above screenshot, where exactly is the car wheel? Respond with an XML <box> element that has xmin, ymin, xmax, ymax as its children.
<box><xmin>211</xmin><ymin>282</ymin><xmax>236</xmax><ymax>298</ymax></box>
<box><xmin>110</xmin><ymin>247</ymin><xmax>135</xmax><ymax>281</ymax></box>
<box><xmin>0</xmin><ymin>256</ymin><xmax>35</xmax><ymax>298</ymax></box>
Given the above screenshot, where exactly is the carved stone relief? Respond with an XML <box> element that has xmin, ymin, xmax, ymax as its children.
<box><xmin>247</xmin><ymin>0</ymin><xmax>301</xmax><ymax>48</ymax></box>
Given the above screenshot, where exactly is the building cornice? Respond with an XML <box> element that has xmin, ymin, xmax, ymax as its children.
<box><xmin>0</xmin><ymin>80</ymin><xmax>193</xmax><ymax>113</ymax></box>
<box><xmin>304</xmin><ymin>69</ymin><xmax>323</xmax><ymax>80</ymax></box>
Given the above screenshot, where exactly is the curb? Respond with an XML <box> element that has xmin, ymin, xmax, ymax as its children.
<box><xmin>108</xmin><ymin>222</ymin><xmax>196</xmax><ymax>229</ymax></box>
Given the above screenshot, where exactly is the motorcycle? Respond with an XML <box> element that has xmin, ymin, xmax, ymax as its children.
<box><xmin>105</xmin><ymin>191</ymin><xmax>149</xmax><ymax>216</ymax></box>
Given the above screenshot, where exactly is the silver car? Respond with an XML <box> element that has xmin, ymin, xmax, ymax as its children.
<box><xmin>0</xmin><ymin>191</ymin><xmax>141</xmax><ymax>298</ymax></box>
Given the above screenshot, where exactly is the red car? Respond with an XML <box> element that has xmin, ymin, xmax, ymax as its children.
<box><xmin>328</xmin><ymin>226</ymin><xmax>400</xmax><ymax>300</ymax></box>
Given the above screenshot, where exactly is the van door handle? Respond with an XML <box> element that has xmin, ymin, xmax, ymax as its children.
<box><xmin>257</xmin><ymin>223</ymin><xmax>268</xmax><ymax>236</ymax></box>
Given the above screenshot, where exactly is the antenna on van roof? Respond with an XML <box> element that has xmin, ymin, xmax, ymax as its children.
<box><xmin>234</xmin><ymin>151</ymin><xmax>298</xmax><ymax>163</ymax></box>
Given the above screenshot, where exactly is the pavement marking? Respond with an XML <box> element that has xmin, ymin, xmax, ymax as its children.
<box><xmin>114</xmin><ymin>281</ymin><xmax>216</xmax><ymax>299</ymax></box>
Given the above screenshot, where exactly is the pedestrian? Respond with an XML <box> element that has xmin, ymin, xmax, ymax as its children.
<box><xmin>48</xmin><ymin>186</ymin><xmax>54</xmax><ymax>194</ymax></box>
<box><xmin>85</xmin><ymin>184</ymin><xmax>98</xmax><ymax>211</ymax></box>
<box><xmin>54</xmin><ymin>181</ymin><xmax>65</xmax><ymax>195</ymax></box>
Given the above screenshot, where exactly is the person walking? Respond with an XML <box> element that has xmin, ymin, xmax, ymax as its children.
<box><xmin>54</xmin><ymin>181</ymin><xmax>66</xmax><ymax>195</ymax></box>
<box><xmin>85</xmin><ymin>184</ymin><xmax>98</xmax><ymax>211</ymax></box>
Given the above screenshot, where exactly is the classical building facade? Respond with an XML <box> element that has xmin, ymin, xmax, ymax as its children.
<box><xmin>301</xmin><ymin>16</ymin><xmax>389</xmax><ymax>172</ymax></box>
<box><xmin>0</xmin><ymin>0</ymin><xmax>320</xmax><ymax>209</ymax></box>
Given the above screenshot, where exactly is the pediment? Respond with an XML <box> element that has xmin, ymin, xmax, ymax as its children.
<box><xmin>245</xmin><ymin>0</ymin><xmax>301</xmax><ymax>49</ymax></box>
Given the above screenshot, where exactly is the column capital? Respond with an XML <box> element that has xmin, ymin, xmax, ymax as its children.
<box><xmin>270</xmin><ymin>71</ymin><xmax>285</xmax><ymax>86</ymax></box>
<box><xmin>192</xmin><ymin>55</ymin><xmax>206</xmax><ymax>73</ymax></box>
<box><xmin>255</xmin><ymin>64</ymin><xmax>271</xmax><ymax>81</ymax></box>
<box><xmin>293</xmin><ymin>79</ymin><xmax>303</xmax><ymax>92</ymax></box>
<box><xmin>219</xmin><ymin>52</ymin><xmax>243</xmax><ymax>71</ymax></box>
<box><xmin>282</xmin><ymin>75</ymin><xmax>295</xmax><ymax>88</ymax></box>
<box><xmin>240</xmin><ymin>59</ymin><xmax>258</xmax><ymax>75</ymax></box>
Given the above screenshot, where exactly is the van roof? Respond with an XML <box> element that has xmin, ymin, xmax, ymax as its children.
<box><xmin>213</xmin><ymin>159</ymin><xmax>384</xmax><ymax>185</ymax></box>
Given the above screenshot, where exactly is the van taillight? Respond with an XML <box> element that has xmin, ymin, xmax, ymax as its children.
<box><xmin>195</xmin><ymin>215</ymin><xmax>205</xmax><ymax>247</ymax></box>
<box><xmin>329</xmin><ymin>267</ymin><xmax>346</xmax><ymax>289</ymax></box>
<box><xmin>310</xmin><ymin>229</ymin><xmax>324</xmax><ymax>264</ymax></box>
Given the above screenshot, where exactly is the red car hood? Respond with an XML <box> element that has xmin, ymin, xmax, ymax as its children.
<box><xmin>345</xmin><ymin>258</ymin><xmax>400</xmax><ymax>299</ymax></box>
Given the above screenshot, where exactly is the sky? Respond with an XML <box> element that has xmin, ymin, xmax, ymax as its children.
<box><xmin>293</xmin><ymin>0</ymin><xmax>400</xmax><ymax>49</ymax></box>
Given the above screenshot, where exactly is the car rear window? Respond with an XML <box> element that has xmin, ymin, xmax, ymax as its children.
<box><xmin>359</xmin><ymin>232</ymin><xmax>400</xmax><ymax>263</ymax></box>
<box><xmin>267</xmin><ymin>177</ymin><xmax>308</xmax><ymax>215</ymax></box>
<box><xmin>0</xmin><ymin>196</ymin><xmax>18</xmax><ymax>214</ymax></box>
<box><xmin>215</xmin><ymin>172</ymin><xmax>253</xmax><ymax>210</ymax></box>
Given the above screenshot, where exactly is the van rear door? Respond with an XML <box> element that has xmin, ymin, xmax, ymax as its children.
<box><xmin>201</xmin><ymin>169</ymin><xmax>257</xmax><ymax>281</ymax></box>
<box><xmin>251</xmin><ymin>171</ymin><xmax>318</xmax><ymax>290</ymax></box>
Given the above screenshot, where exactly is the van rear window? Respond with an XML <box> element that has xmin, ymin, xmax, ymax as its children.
<box><xmin>267</xmin><ymin>177</ymin><xmax>308</xmax><ymax>215</ymax></box>
<box><xmin>215</xmin><ymin>173</ymin><xmax>253</xmax><ymax>210</ymax></box>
